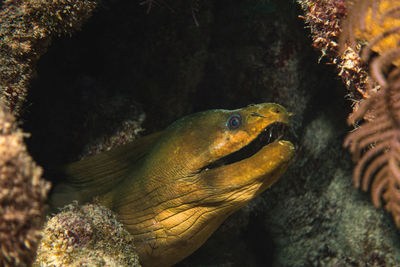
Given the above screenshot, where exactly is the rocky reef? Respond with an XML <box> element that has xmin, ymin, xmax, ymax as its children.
<box><xmin>300</xmin><ymin>0</ymin><xmax>400</xmax><ymax>234</ymax></box>
<box><xmin>0</xmin><ymin>101</ymin><xmax>50</xmax><ymax>266</ymax></box>
<box><xmin>1</xmin><ymin>0</ymin><xmax>400</xmax><ymax>266</ymax></box>
<box><xmin>0</xmin><ymin>1</ymin><xmax>96</xmax><ymax>266</ymax></box>
<box><xmin>34</xmin><ymin>203</ymin><xmax>140</xmax><ymax>266</ymax></box>
<box><xmin>0</xmin><ymin>0</ymin><xmax>97</xmax><ymax>114</ymax></box>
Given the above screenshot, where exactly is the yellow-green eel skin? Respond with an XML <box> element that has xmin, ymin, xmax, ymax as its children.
<box><xmin>50</xmin><ymin>103</ymin><xmax>295</xmax><ymax>266</ymax></box>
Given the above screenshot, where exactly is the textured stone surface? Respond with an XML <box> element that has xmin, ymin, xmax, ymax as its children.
<box><xmin>0</xmin><ymin>0</ymin><xmax>96</xmax><ymax>114</ymax></box>
<box><xmin>0</xmin><ymin>101</ymin><xmax>50</xmax><ymax>266</ymax></box>
<box><xmin>35</xmin><ymin>203</ymin><xmax>140</xmax><ymax>266</ymax></box>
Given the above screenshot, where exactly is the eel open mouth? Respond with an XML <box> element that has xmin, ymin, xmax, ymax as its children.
<box><xmin>200</xmin><ymin>122</ymin><xmax>291</xmax><ymax>171</ymax></box>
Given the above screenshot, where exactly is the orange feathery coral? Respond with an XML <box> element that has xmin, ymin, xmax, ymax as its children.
<box><xmin>342</xmin><ymin>0</ymin><xmax>400</xmax><ymax>228</ymax></box>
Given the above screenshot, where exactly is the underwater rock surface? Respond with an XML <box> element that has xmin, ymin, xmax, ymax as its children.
<box><xmin>19</xmin><ymin>0</ymin><xmax>400</xmax><ymax>266</ymax></box>
<box><xmin>35</xmin><ymin>203</ymin><xmax>140</xmax><ymax>266</ymax></box>
<box><xmin>0</xmin><ymin>101</ymin><xmax>50</xmax><ymax>266</ymax></box>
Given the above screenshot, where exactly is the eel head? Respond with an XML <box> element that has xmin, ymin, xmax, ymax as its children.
<box><xmin>125</xmin><ymin>103</ymin><xmax>295</xmax><ymax>266</ymax></box>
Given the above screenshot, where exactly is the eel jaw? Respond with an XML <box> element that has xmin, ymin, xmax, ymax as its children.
<box><xmin>199</xmin><ymin>121</ymin><xmax>292</xmax><ymax>172</ymax></box>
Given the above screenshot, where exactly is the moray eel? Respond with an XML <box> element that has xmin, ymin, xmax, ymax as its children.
<box><xmin>51</xmin><ymin>103</ymin><xmax>295</xmax><ymax>266</ymax></box>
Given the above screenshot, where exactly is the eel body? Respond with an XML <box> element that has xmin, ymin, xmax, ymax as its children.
<box><xmin>51</xmin><ymin>103</ymin><xmax>295</xmax><ymax>266</ymax></box>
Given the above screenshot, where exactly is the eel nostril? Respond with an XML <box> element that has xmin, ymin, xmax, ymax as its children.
<box><xmin>272</xmin><ymin>107</ymin><xmax>281</xmax><ymax>114</ymax></box>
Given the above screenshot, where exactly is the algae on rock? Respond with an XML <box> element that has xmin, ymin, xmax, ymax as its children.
<box><xmin>0</xmin><ymin>0</ymin><xmax>97</xmax><ymax>114</ymax></box>
<box><xmin>35</xmin><ymin>203</ymin><xmax>141</xmax><ymax>267</ymax></box>
<box><xmin>0</xmin><ymin>100</ymin><xmax>50</xmax><ymax>266</ymax></box>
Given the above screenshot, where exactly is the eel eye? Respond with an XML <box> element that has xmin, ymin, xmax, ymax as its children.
<box><xmin>227</xmin><ymin>114</ymin><xmax>242</xmax><ymax>130</ymax></box>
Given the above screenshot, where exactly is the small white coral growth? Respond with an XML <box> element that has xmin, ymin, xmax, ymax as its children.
<box><xmin>34</xmin><ymin>203</ymin><xmax>140</xmax><ymax>267</ymax></box>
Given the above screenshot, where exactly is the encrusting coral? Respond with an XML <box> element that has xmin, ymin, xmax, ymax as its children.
<box><xmin>0</xmin><ymin>0</ymin><xmax>97</xmax><ymax>114</ymax></box>
<box><xmin>0</xmin><ymin>0</ymin><xmax>98</xmax><ymax>265</ymax></box>
<box><xmin>297</xmin><ymin>0</ymin><xmax>370</xmax><ymax>99</ymax></box>
<box><xmin>34</xmin><ymin>203</ymin><xmax>140</xmax><ymax>266</ymax></box>
<box><xmin>0</xmin><ymin>100</ymin><xmax>50</xmax><ymax>266</ymax></box>
<box><xmin>299</xmin><ymin>0</ymin><xmax>400</xmax><ymax>229</ymax></box>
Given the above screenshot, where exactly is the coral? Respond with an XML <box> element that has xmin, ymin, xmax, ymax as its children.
<box><xmin>0</xmin><ymin>1</ymin><xmax>98</xmax><ymax>265</ymax></box>
<box><xmin>34</xmin><ymin>203</ymin><xmax>140</xmax><ymax>266</ymax></box>
<box><xmin>299</xmin><ymin>0</ymin><xmax>400</xmax><ymax>229</ymax></box>
<box><xmin>0</xmin><ymin>100</ymin><xmax>50</xmax><ymax>266</ymax></box>
<box><xmin>297</xmin><ymin>0</ymin><xmax>345</xmax><ymax>57</ymax></box>
<box><xmin>343</xmin><ymin>0</ymin><xmax>400</xmax><ymax>66</ymax></box>
<box><xmin>297</xmin><ymin>0</ymin><xmax>370</xmax><ymax>100</ymax></box>
<box><xmin>342</xmin><ymin>0</ymin><xmax>400</xmax><ymax>229</ymax></box>
<box><xmin>0</xmin><ymin>0</ymin><xmax>97</xmax><ymax>114</ymax></box>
